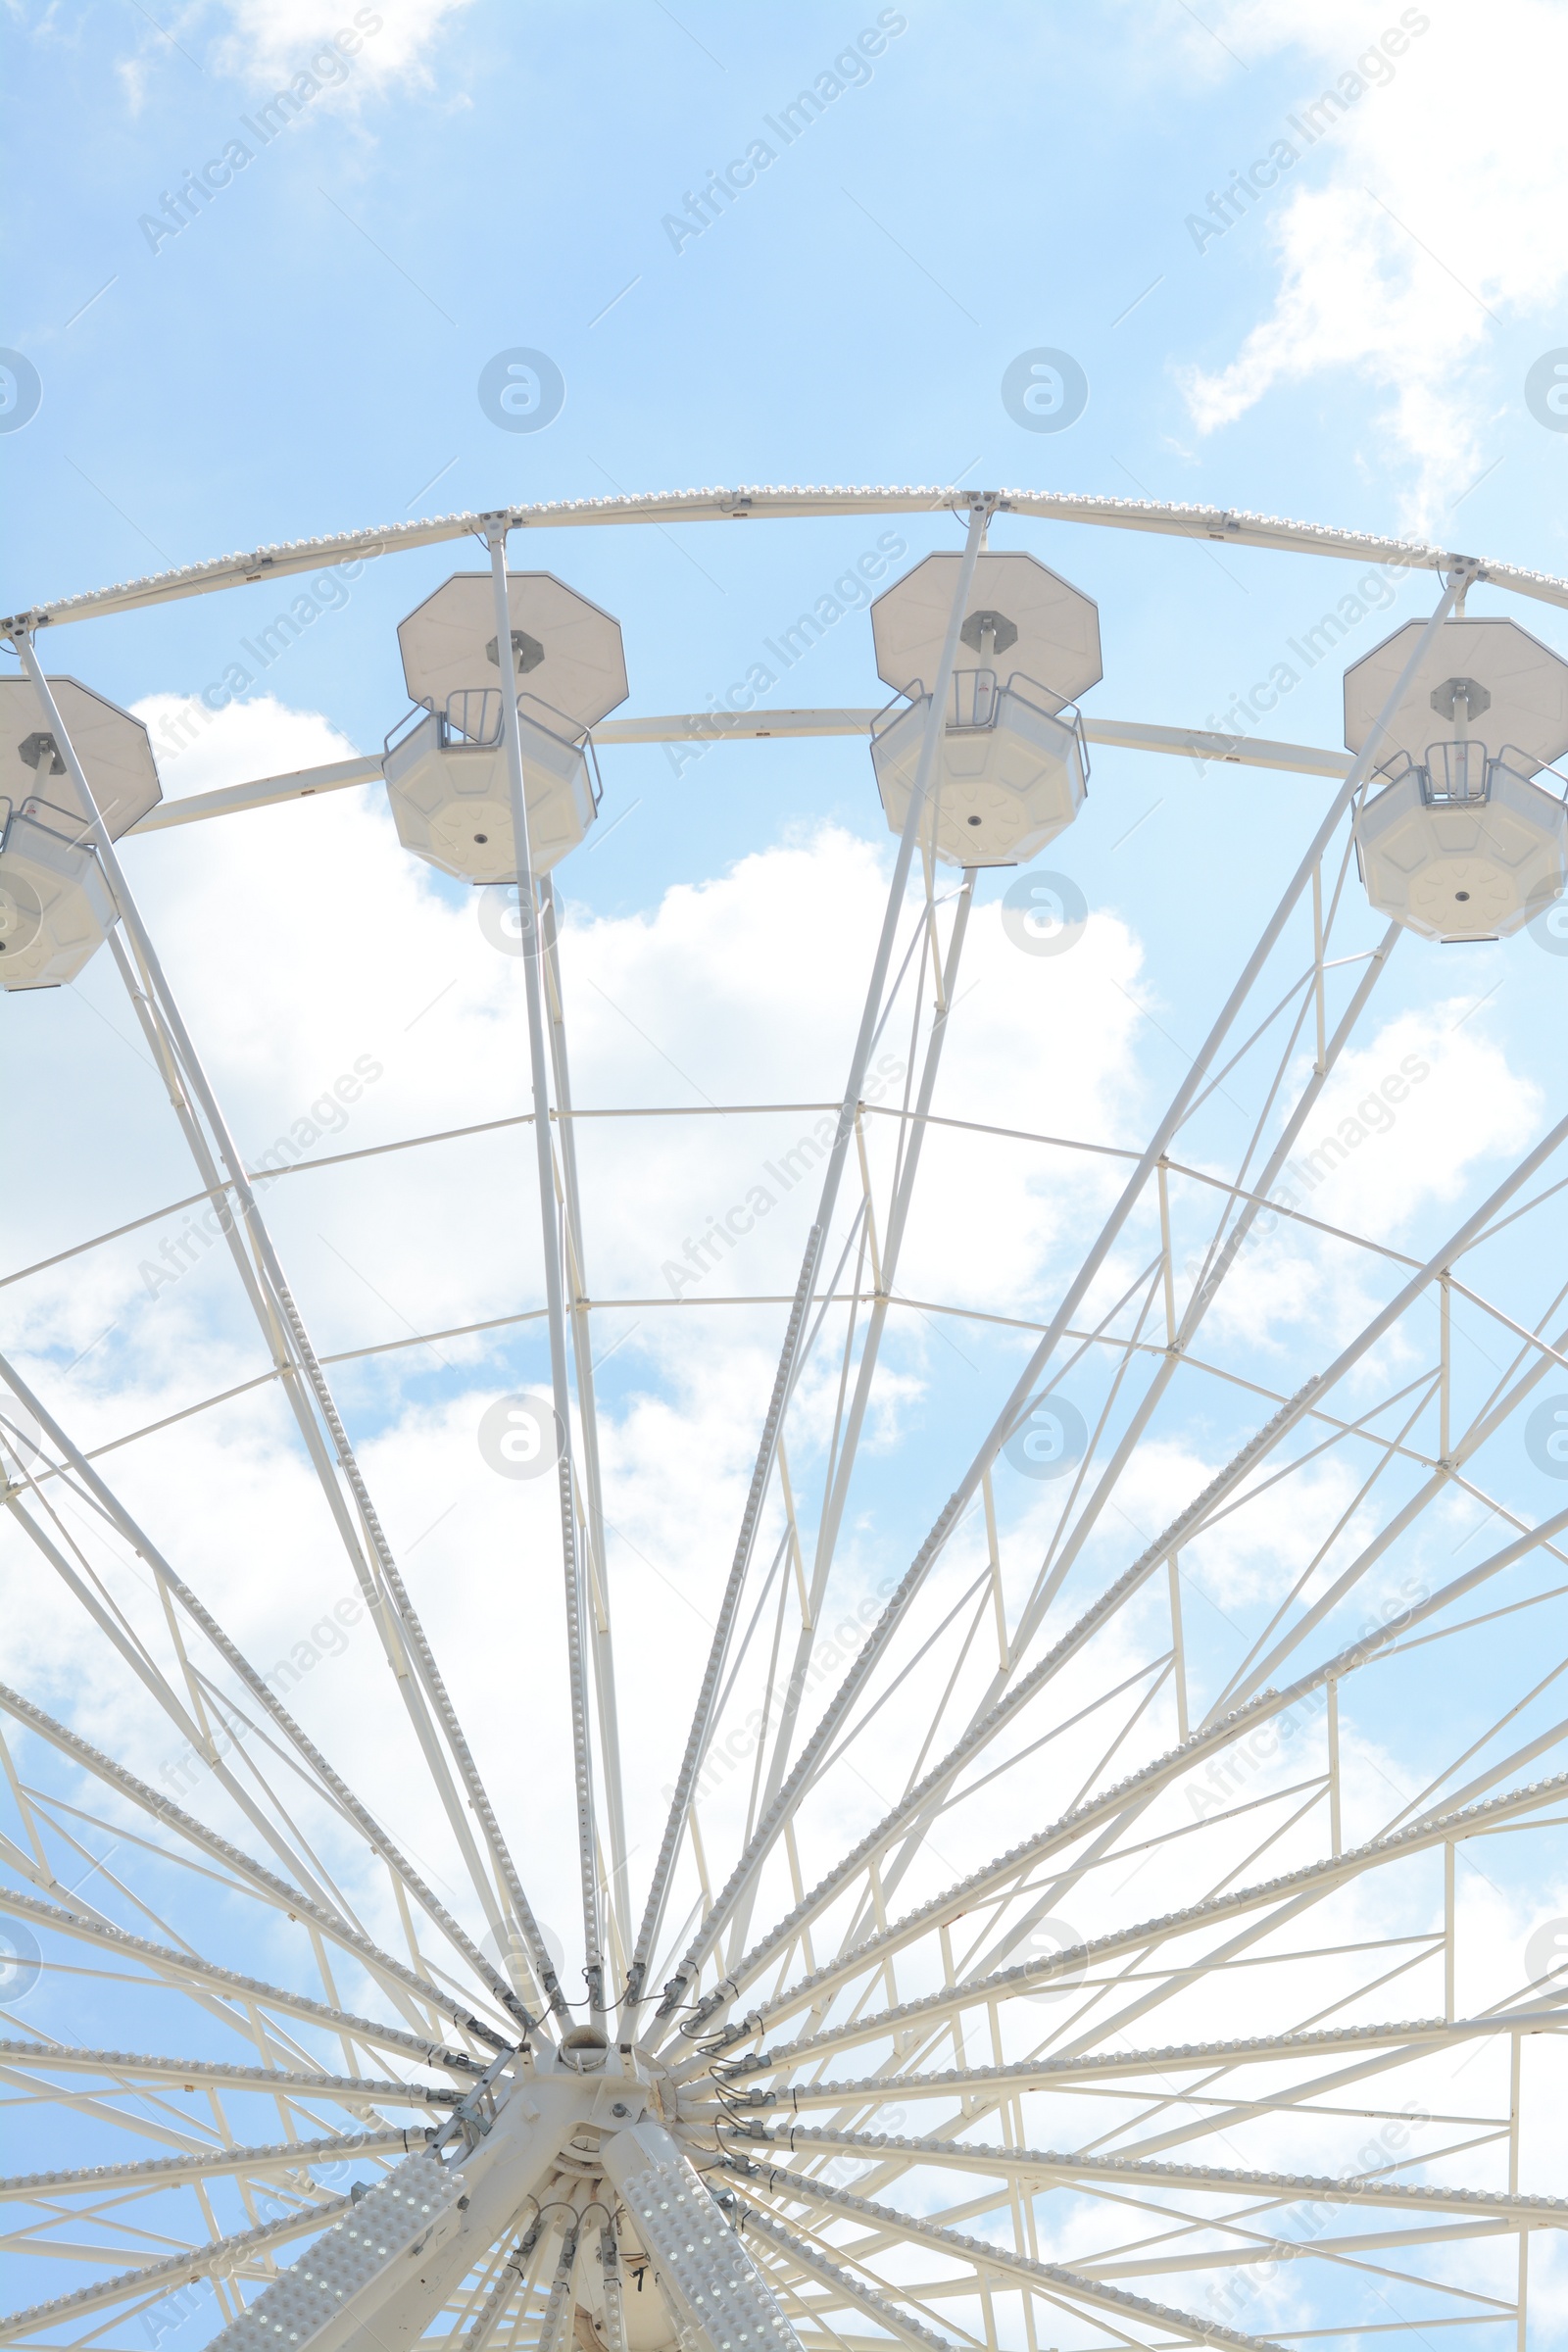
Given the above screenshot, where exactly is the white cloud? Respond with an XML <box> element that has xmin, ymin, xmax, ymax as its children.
<box><xmin>138</xmin><ymin>689</ymin><xmax>360</xmax><ymax>789</ymax></box>
<box><xmin>5</xmin><ymin>707</ymin><xmax>1169</xmax><ymax>1965</ymax></box>
<box><xmin>1282</xmin><ymin>1002</ymin><xmax>1542</xmax><ymax>1231</ymax></box>
<box><xmin>1176</xmin><ymin>0</ymin><xmax>1568</xmax><ymax>528</ymax></box>
<box><xmin>1113</xmin><ymin>1432</ymin><xmax>1374</xmax><ymax>1614</ymax></box>
<box><xmin>208</xmin><ymin>0</ymin><xmax>476</xmax><ymax>95</ymax></box>
<box><xmin>1177</xmin><ymin>1001</ymin><xmax>1544</xmax><ymax>1361</ymax></box>
<box><xmin>111</xmin><ymin>0</ymin><xmax>476</xmax><ymax>113</ymax></box>
<box><xmin>8</xmin><ymin>684</ymin><xmax>1564</xmax><ymax>2339</ymax></box>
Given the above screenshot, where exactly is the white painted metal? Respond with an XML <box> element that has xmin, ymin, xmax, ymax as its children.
<box><xmin>1354</xmin><ymin>756</ymin><xmax>1568</xmax><ymax>940</ymax></box>
<box><xmin>4</xmin><ymin>648</ymin><xmax>552</xmax><ymax>2030</ymax></box>
<box><xmin>658</xmin><ymin>574</ymin><xmax>1469</xmax><ymax>2045</ymax></box>
<box><xmin>539</xmin><ymin>877</ymin><xmax>631</xmax><ymax>1967</ymax></box>
<box><xmin>0</xmin><ymin>672</ymin><xmax>162</xmax><ymax>833</ymax></box>
<box><xmin>397</xmin><ymin>572</ymin><xmax>629</xmax><ymax>732</ymax></box>
<box><xmin>870</xmin><ymin>550</ymin><xmax>1102</xmax><ymax>705</ymax></box>
<box><xmin>1345</xmin><ymin>615</ymin><xmax>1568</xmax><ymax>775</ymax></box>
<box><xmin>0</xmin><ymin>802</ymin><xmax>117</xmax><ymax>987</ymax></box>
<box><xmin>385</xmin><ymin>568</ymin><xmax>624</xmax><ymax>884</ymax></box>
<box><xmin>126</xmin><ymin>749</ymin><xmax>382</xmax><ymax>828</ymax></box>
<box><xmin>383</xmin><ymin>699</ymin><xmax>598</xmax><ymax>883</ymax></box>
<box><xmin>12</xmin><ymin>483</ymin><xmax>1568</xmax><ymax>629</ymax></box>
<box><xmin>485</xmin><ymin>525</ymin><xmax>604</xmax><ymax>2017</ymax></box>
<box><xmin>868</xmin><ymin>550</ymin><xmax>1101</xmax><ymax>866</ymax></box>
<box><xmin>870</xmin><ymin>678</ymin><xmax>1089</xmax><ymax>867</ymax></box>
<box><xmin>121</xmin><ymin>716</ymin><xmax>1349</xmax><ymax>842</ymax></box>
<box><xmin>630</xmin><ymin>504</ymin><xmax>992</xmax><ymax>2029</ymax></box>
<box><xmin>0</xmin><ymin>674</ymin><xmax>159</xmax><ymax>989</ymax></box>
<box><xmin>1348</xmin><ymin>617</ymin><xmax>1568</xmax><ymax>940</ymax></box>
<box><xmin>602</xmin><ymin>2121</ymin><xmax>806</xmax><ymax>2352</ymax></box>
<box><xmin>5</xmin><ymin>505</ymin><xmax>1568</xmax><ymax>2352</ymax></box>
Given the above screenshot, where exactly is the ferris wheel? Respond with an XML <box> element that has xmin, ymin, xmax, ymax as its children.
<box><xmin>4</xmin><ymin>485</ymin><xmax>1568</xmax><ymax>2352</ymax></box>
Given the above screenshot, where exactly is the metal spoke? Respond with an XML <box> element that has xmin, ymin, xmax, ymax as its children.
<box><xmin>8</xmin><ymin>490</ymin><xmax>1568</xmax><ymax>2352</ymax></box>
<box><xmin>725</xmin><ymin>2170</ymin><xmax>1291</xmax><ymax>2352</ymax></box>
<box><xmin>722</xmin><ymin>2126</ymin><xmax>1566</xmax><ymax>2226</ymax></box>
<box><xmin>0</xmin><ymin>1890</ymin><xmax>479</xmax><ymax>2076</ymax></box>
<box><xmin>0</xmin><ymin>2043</ymin><xmax>461</xmax><ymax>2107</ymax></box>
<box><xmin>631</xmin><ymin>504</ymin><xmax>995</xmax><ymax>2026</ymax></box>
<box><xmin>540</xmin><ymin>876</ymin><xmax>630</xmax><ymax>1959</ymax></box>
<box><xmin>11</xmin><ymin>647</ymin><xmax>549</xmax><ymax>2015</ymax></box>
<box><xmin>0</xmin><ymin>2132</ymin><xmax>425</xmax><ymax>2203</ymax></box>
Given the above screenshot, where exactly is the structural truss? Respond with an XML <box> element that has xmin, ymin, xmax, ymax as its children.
<box><xmin>2</xmin><ymin>487</ymin><xmax>1568</xmax><ymax>2352</ymax></box>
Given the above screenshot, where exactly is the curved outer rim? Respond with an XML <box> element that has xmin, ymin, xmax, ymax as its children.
<box><xmin>4</xmin><ymin>484</ymin><xmax>1568</xmax><ymax>632</ymax></box>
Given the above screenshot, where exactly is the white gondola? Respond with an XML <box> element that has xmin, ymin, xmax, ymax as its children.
<box><xmin>867</xmin><ymin>549</ymin><xmax>1101</xmax><ymax>865</ymax></box>
<box><xmin>1348</xmin><ymin>615</ymin><xmax>1568</xmax><ymax>940</ymax></box>
<box><xmin>384</xmin><ymin>571</ymin><xmax>627</xmax><ymax>883</ymax></box>
<box><xmin>0</xmin><ymin>675</ymin><xmax>160</xmax><ymax>989</ymax></box>
<box><xmin>383</xmin><ymin>688</ymin><xmax>603</xmax><ymax>885</ymax></box>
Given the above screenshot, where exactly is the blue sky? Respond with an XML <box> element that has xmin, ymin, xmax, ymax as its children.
<box><xmin>8</xmin><ymin>0</ymin><xmax>1568</xmax><ymax>929</ymax></box>
<box><xmin>8</xmin><ymin>0</ymin><xmax>1568</xmax><ymax>1913</ymax></box>
<box><xmin>7</xmin><ymin>0</ymin><xmax>1568</xmax><ymax>2011</ymax></box>
<box><xmin>7</xmin><ymin>5</ymin><xmax>1568</xmax><ymax>2342</ymax></box>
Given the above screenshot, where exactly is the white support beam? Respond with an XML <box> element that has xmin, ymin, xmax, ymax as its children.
<box><xmin>657</xmin><ymin>572</ymin><xmax>1472</xmax><ymax>2054</ymax></box>
<box><xmin>9</xmin><ymin>483</ymin><xmax>1566</xmax><ymax>630</ymax></box>
<box><xmin>0</xmin><ymin>1887</ymin><xmax>481</xmax><ymax>2078</ymax></box>
<box><xmin>724</xmin><ymin>2007</ymin><xmax>1568</xmax><ymax>2108</ymax></box>
<box><xmin>599</xmin><ymin>708</ymin><xmax>882</xmax><ymax>745</ymax></box>
<box><xmin>205</xmin><ymin>2070</ymin><xmax>588</xmax><ymax>2352</ymax></box>
<box><xmin>603</xmin><ymin>2119</ymin><xmax>808</xmax><ymax>2352</ymax></box>
<box><xmin>128</xmin><ymin>753</ymin><xmax>382</xmax><ymax>830</ymax></box>
<box><xmin>726</xmin><ymin>2165</ymin><xmax>1290</xmax><ymax>2352</ymax></box>
<box><xmin>0</xmin><ymin>2132</ymin><xmax>425</xmax><ymax>2202</ymax></box>
<box><xmin>710</xmin><ymin>1766</ymin><xmax>1568</xmax><ymax>2073</ymax></box>
<box><xmin>737</xmin><ymin>2202</ymin><xmax>957</xmax><ymax>2351</ymax></box>
<box><xmin>0</xmin><ymin>1681</ymin><xmax>505</xmax><ymax>2049</ymax></box>
<box><xmin>6</xmin><ymin>646</ymin><xmax>543</xmax><ymax>2015</ymax></box>
<box><xmin>0</xmin><ymin>2195</ymin><xmax>360</xmax><ymax>2345</ymax></box>
<box><xmin>1</xmin><ymin>1373</ymin><xmax>523</xmax><ymax>2034</ymax></box>
<box><xmin>1085</xmin><ymin>716</ymin><xmax>1348</xmax><ymax>776</ymax></box>
<box><xmin>0</xmin><ymin>2039</ymin><xmax>463</xmax><ymax>2107</ymax></box>
<box><xmin>486</xmin><ymin>525</ymin><xmax>602</xmax><ymax>2015</ymax></box>
<box><xmin>723</xmin><ymin>1446</ymin><xmax>1568</xmax><ymax>2029</ymax></box>
<box><xmin>122</xmin><ymin>715</ymin><xmax>1349</xmax><ymax>838</ymax></box>
<box><xmin>732</xmin><ymin>2124</ymin><xmax>1568</xmax><ymax>2228</ymax></box>
<box><xmin>634</xmin><ymin>504</ymin><xmax>993</xmax><ymax>2030</ymax></box>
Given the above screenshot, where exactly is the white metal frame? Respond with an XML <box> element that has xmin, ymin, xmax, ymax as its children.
<box><xmin>2</xmin><ymin>488</ymin><xmax>1567</xmax><ymax>2352</ymax></box>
